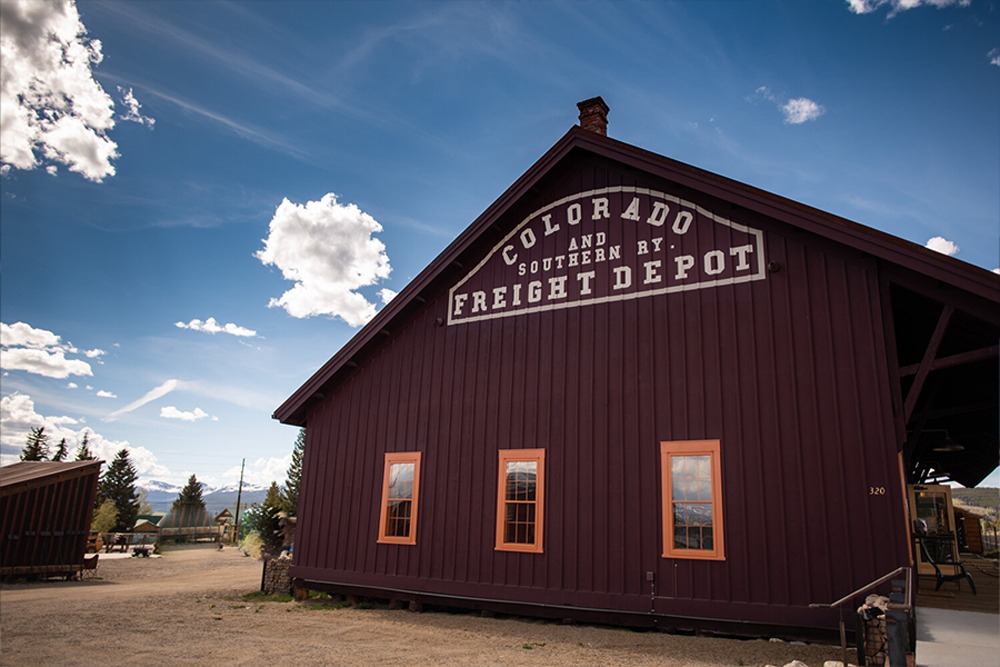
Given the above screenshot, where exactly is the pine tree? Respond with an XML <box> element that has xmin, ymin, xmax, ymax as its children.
<box><xmin>264</xmin><ymin>480</ymin><xmax>281</xmax><ymax>509</ymax></box>
<box><xmin>172</xmin><ymin>474</ymin><xmax>207</xmax><ymax>512</ymax></box>
<box><xmin>280</xmin><ymin>428</ymin><xmax>305</xmax><ymax>515</ymax></box>
<box><xmin>51</xmin><ymin>438</ymin><xmax>69</xmax><ymax>461</ymax></box>
<box><xmin>74</xmin><ymin>431</ymin><xmax>96</xmax><ymax>461</ymax></box>
<box><xmin>244</xmin><ymin>481</ymin><xmax>284</xmax><ymax>557</ymax></box>
<box><xmin>98</xmin><ymin>449</ymin><xmax>140</xmax><ymax>532</ymax></box>
<box><xmin>20</xmin><ymin>426</ymin><xmax>50</xmax><ymax>461</ymax></box>
<box><xmin>168</xmin><ymin>474</ymin><xmax>209</xmax><ymax>529</ymax></box>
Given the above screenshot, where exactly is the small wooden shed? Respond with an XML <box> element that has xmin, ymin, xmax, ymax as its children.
<box><xmin>275</xmin><ymin>99</ymin><xmax>999</xmax><ymax>639</ymax></box>
<box><xmin>1</xmin><ymin>460</ymin><xmax>102</xmax><ymax>579</ymax></box>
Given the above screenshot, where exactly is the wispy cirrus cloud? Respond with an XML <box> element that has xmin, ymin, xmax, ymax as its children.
<box><xmin>105</xmin><ymin>378</ymin><xmax>180</xmax><ymax>421</ymax></box>
<box><xmin>137</xmin><ymin>84</ymin><xmax>308</xmax><ymax>161</ymax></box>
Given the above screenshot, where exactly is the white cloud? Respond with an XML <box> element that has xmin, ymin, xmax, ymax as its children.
<box><xmin>989</xmin><ymin>49</ymin><xmax>1000</xmax><ymax>68</ymax></box>
<box><xmin>96</xmin><ymin>389</ymin><xmax>116</xmax><ymax>398</ymax></box>
<box><xmin>256</xmin><ymin>193</ymin><xmax>392</xmax><ymax>327</ymax></box>
<box><xmin>379</xmin><ymin>288</ymin><xmax>398</xmax><ymax>305</ymax></box>
<box><xmin>846</xmin><ymin>0</ymin><xmax>971</xmax><ymax>14</ymax></box>
<box><xmin>117</xmin><ymin>86</ymin><xmax>155</xmax><ymax>126</ymax></box>
<box><xmin>222</xmin><ymin>453</ymin><xmax>293</xmax><ymax>487</ymax></box>
<box><xmin>992</xmin><ymin>268</ymin><xmax>1000</xmax><ymax>274</ymax></box>
<box><xmin>105</xmin><ymin>378</ymin><xmax>180</xmax><ymax>421</ymax></box>
<box><xmin>160</xmin><ymin>405</ymin><xmax>211</xmax><ymax>422</ymax></box>
<box><xmin>0</xmin><ymin>347</ymin><xmax>93</xmax><ymax>379</ymax></box>
<box><xmin>751</xmin><ymin>87</ymin><xmax>825</xmax><ymax>125</ymax></box>
<box><xmin>175</xmin><ymin>317</ymin><xmax>257</xmax><ymax>337</ymax></box>
<box><xmin>925</xmin><ymin>236</ymin><xmax>960</xmax><ymax>256</ymax></box>
<box><xmin>1</xmin><ymin>321</ymin><xmax>61</xmax><ymax>349</ymax></box>
<box><xmin>67</xmin><ymin>382</ymin><xmax>78</xmax><ymax>389</ymax></box>
<box><xmin>782</xmin><ymin>98</ymin><xmax>825</xmax><ymax>125</ymax></box>
<box><xmin>0</xmin><ymin>321</ymin><xmax>95</xmax><ymax>378</ymax></box>
<box><xmin>0</xmin><ymin>392</ymin><xmax>169</xmax><ymax>477</ymax></box>
<box><xmin>0</xmin><ymin>0</ymin><xmax>120</xmax><ymax>181</ymax></box>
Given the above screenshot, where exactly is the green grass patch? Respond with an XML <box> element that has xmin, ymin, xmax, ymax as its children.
<box><xmin>242</xmin><ymin>591</ymin><xmax>294</xmax><ymax>603</ymax></box>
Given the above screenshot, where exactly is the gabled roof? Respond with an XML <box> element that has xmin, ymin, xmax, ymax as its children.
<box><xmin>274</xmin><ymin>125</ymin><xmax>1000</xmax><ymax>427</ymax></box>
<box><xmin>0</xmin><ymin>460</ymin><xmax>104</xmax><ymax>497</ymax></box>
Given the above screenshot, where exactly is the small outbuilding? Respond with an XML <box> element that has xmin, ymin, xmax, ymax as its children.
<box><xmin>1</xmin><ymin>460</ymin><xmax>103</xmax><ymax>579</ymax></box>
<box><xmin>274</xmin><ymin>99</ymin><xmax>999</xmax><ymax>639</ymax></box>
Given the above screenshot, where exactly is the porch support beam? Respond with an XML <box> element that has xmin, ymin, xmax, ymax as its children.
<box><xmin>904</xmin><ymin>304</ymin><xmax>953</xmax><ymax>423</ymax></box>
<box><xmin>898</xmin><ymin>344</ymin><xmax>998</xmax><ymax>377</ymax></box>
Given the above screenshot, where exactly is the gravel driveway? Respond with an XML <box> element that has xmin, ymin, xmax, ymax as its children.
<box><xmin>0</xmin><ymin>545</ymin><xmax>842</xmax><ymax>667</ymax></box>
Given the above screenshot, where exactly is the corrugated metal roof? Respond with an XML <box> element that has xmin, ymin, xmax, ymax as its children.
<box><xmin>0</xmin><ymin>460</ymin><xmax>104</xmax><ymax>496</ymax></box>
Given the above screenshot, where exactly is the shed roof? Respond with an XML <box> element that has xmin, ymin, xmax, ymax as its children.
<box><xmin>0</xmin><ymin>460</ymin><xmax>104</xmax><ymax>497</ymax></box>
<box><xmin>274</xmin><ymin>122</ymin><xmax>999</xmax><ymax>485</ymax></box>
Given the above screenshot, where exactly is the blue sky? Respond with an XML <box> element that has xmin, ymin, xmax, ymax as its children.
<box><xmin>1</xmin><ymin>0</ymin><xmax>997</xmax><ymax>488</ymax></box>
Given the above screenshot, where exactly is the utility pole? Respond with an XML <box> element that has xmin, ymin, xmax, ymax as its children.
<box><xmin>233</xmin><ymin>458</ymin><xmax>245</xmax><ymax>545</ymax></box>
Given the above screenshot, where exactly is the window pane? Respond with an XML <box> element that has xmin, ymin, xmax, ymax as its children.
<box><xmin>700</xmin><ymin>504</ymin><xmax>713</xmax><ymax>528</ymax></box>
<box><xmin>388</xmin><ymin>463</ymin><xmax>414</xmax><ymax>500</ymax></box>
<box><xmin>673</xmin><ymin>526</ymin><xmax>687</xmax><ymax>549</ymax></box>
<box><xmin>693</xmin><ymin>455</ymin><xmax>710</xmax><ymax>479</ymax></box>
<box><xmin>687</xmin><ymin>527</ymin><xmax>701</xmax><ymax>549</ymax></box>
<box><xmin>506</xmin><ymin>461</ymin><xmax>537</xmax><ymax>501</ymax></box>
<box><xmin>386</xmin><ymin>500</ymin><xmax>411</xmax><ymax>537</ymax></box>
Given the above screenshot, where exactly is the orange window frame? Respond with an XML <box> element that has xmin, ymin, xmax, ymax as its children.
<box><xmin>660</xmin><ymin>440</ymin><xmax>725</xmax><ymax>561</ymax></box>
<box><xmin>377</xmin><ymin>451</ymin><xmax>421</xmax><ymax>545</ymax></box>
<box><xmin>495</xmin><ymin>449</ymin><xmax>545</xmax><ymax>553</ymax></box>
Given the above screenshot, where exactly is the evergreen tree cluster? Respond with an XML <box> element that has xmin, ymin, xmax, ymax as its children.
<box><xmin>18</xmin><ymin>427</ymin><xmax>96</xmax><ymax>462</ymax></box>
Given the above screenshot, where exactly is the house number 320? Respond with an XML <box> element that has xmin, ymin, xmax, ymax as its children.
<box><xmin>869</xmin><ymin>486</ymin><xmax>886</xmax><ymax>495</ymax></box>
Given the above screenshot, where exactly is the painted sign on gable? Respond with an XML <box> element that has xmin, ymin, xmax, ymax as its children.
<box><xmin>448</xmin><ymin>186</ymin><xmax>766</xmax><ymax>325</ymax></box>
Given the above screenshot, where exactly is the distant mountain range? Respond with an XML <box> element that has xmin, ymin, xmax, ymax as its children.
<box><xmin>138</xmin><ymin>480</ymin><xmax>270</xmax><ymax>513</ymax></box>
<box><xmin>952</xmin><ymin>487</ymin><xmax>999</xmax><ymax>513</ymax></box>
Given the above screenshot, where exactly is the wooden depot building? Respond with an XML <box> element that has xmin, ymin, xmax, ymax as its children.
<box><xmin>274</xmin><ymin>98</ymin><xmax>999</xmax><ymax>639</ymax></box>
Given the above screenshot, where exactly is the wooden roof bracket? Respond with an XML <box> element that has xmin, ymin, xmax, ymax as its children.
<box><xmin>903</xmin><ymin>303</ymin><xmax>954</xmax><ymax>423</ymax></box>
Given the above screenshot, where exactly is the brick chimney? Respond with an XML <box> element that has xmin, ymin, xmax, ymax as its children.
<box><xmin>577</xmin><ymin>96</ymin><xmax>609</xmax><ymax>136</ymax></box>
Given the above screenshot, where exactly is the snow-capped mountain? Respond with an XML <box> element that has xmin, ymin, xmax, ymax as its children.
<box><xmin>137</xmin><ymin>480</ymin><xmax>270</xmax><ymax>512</ymax></box>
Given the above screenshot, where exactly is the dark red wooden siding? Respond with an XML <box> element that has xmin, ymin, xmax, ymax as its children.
<box><xmin>1</xmin><ymin>462</ymin><xmax>101</xmax><ymax>573</ymax></box>
<box><xmin>290</xmin><ymin>154</ymin><xmax>909</xmax><ymax>633</ymax></box>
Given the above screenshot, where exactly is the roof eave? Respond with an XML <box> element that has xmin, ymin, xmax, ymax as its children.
<box><xmin>273</xmin><ymin>127</ymin><xmax>1000</xmax><ymax>425</ymax></box>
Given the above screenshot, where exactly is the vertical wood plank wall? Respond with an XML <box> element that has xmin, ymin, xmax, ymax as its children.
<box><xmin>290</xmin><ymin>156</ymin><xmax>910</xmax><ymax>632</ymax></box>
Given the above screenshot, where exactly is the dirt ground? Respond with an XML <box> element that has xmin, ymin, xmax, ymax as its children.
<box><xmin>0</xmin><ymin>545</ymin><xmax>843</xmax><ymax>667</ymax></box>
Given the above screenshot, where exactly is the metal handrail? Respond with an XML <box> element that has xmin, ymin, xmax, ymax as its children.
<box><xmin>809</xmin><ymin>565</ymin><xmax>912</xmax><ymax>611</ymax></box>
<box><xmin>808</xmin><ymin>566</ymin><xmax>912</xmax><ymax>667</ymax></box>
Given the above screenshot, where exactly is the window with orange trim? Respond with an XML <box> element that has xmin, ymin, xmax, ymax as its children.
<box><xmin>377</xmin><ymin>452</ymin><xmax>421</xmax><ymax>545</ymax></box>
<box><xmin>660</xmin><ymin>440</ymin><xmax>725</xmax><ymax>560</ymax></box>
<box><xmin>495</xmin><ymin>449</ymin><xmax>545</xmax><ymax>553</ymax></box>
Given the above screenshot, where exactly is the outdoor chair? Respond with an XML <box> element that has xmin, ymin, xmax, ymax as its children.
<box><xmin>81</xmin><ymin>553</ymin><xmax>99</xmax><ymax>579</ymax></box>
<box><xmin>917</xmin><ymin>537</ymin><xmax>976</xmax><ymax>594</ymax></box>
